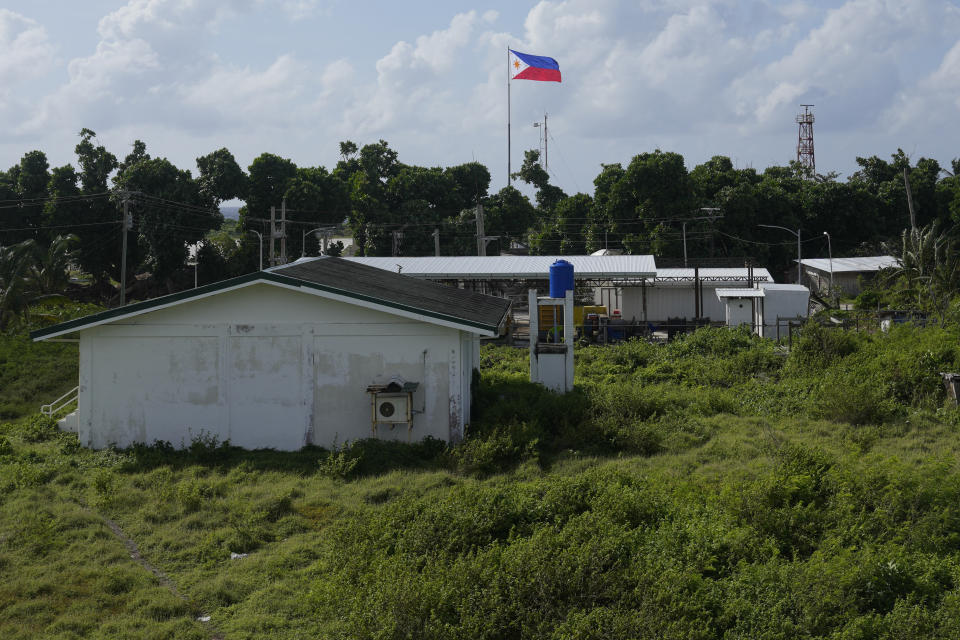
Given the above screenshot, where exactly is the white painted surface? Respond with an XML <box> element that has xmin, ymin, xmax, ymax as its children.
<box><xmin>724</xmin><ymin>299</ymin><xmax>754</xmax><ymax>328</ymax></box>
<box><xmin>529</xmin><ymin>289</ymin><xmax>574</xmax><ymax>393</ymax></box>
<box><xmin>622</xmin><ymin>285</ymin><xmax>731</xmax><ymax>322</ymax></box>
<box><xmin>535</xmin><ymin>352</ymin><xmax>569</xmax><ymax>392</ymax></box>
<box><xmin>758</xmin><ymin>284</ymin><xmax>809</xmax><ymax>338</ymax></box>
<box><xmin>76</xmin><ymin>284</ymin><xmax>468</xmax><ymax>450</ymax></box>
<box><xmin>342</xmin><ymin>254</ymin><xmax>657</xmax><ymax>279</ymax></box>
<box><xmin>799</xmin><ymin>256</ymin><xmax>899</xmax><ymax>273</ymax></box>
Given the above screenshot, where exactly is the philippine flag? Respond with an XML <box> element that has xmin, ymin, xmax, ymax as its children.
<box><xmin>510</xmin><ymin>49</ymin><xmax>561</xmax><ymax>82</ymax></box>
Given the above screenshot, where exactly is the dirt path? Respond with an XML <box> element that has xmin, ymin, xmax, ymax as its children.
<box><xmin>97</xmin><ymin>511</ymin><xmax>225</xmax><ymax>640</ymax></box>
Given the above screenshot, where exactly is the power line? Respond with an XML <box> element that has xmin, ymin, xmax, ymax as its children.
<box><xmin>0</xmin><ymin>191</ymin><xmax>112</xmax><ymax>205</ymax></box>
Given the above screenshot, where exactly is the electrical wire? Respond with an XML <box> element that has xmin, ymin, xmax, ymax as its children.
<box><xmin>0</xmin><ymin>191</ymin><xmax>111</xmax><ymax>205</ymax></box>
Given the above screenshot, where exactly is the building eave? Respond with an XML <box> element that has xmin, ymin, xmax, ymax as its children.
<box><xmin>31</xmin><ymin>271</ymin><xmax>503</xmax><ymax>342</ymax></box>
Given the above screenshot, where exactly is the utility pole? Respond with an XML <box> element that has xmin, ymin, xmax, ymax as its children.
<box><xmin>280</xmin><ymin>198</ymin><xmax>287</xmax><ymax>264</ymax></box>
<box><xmin>432</xmin><ymin>228</ymin><xmax>440</xmax><ymax>256</ymax></box>
<box><xmin>120</xmin><ymin>196</ymin><xmax>132</xmax><ymax>306</ymax></box>
<box><xmin>476</xmin><ymin>204</ymin><xmax>485</xmax><ymax>256</ymax></box>
<box><xmin>533</xmin><ymin>114</ymin><xmax>549</xmax><ymax>171</ymax></box>
<box><xmin>823</xmin><ymin>231</ymin><xmax>834</xmax><ymax>304</ymax></box>
<box><xmin>758</xmin><ymin>223</ymin><xmax>802</xmax><ymax>284</ymax></box>
<box><xmin>269</xmin><ymin>206</ymin><xmax>276</xmax><ymax>267</ymax></box>
<box><xmin>249</xmin><ymin>230</ymin><xmax>263</xmax><ymax>271</ymax></box>
<box><xmin>903</xmin><ymin>167</ymin><xmax>917</xmax><ymax>230</ymax></box>
<box><xmin>682</xmin><ymin>221</ymin><xmax>688</xmax><ymax>268</ymax></box>
<box><xmin>391</xmin><ymin>230</ymin><xmax>403</xmax><ymax>256</ymax></box>
<box><xmin>475</xmin><ymin>204</ymin><xmax>497</xmax><ymax>256</ymax></box>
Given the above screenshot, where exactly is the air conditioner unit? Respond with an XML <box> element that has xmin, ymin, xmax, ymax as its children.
<box><xmin>375</xmin><ymin>395</ymin><xmax>410</xmax><ymax>423</ymax></box>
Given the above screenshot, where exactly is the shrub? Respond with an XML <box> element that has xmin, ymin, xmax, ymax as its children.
<box><xmin>317</xmin><ymin>441</ymin><xmax>361</xmax><ymax>480</ymax></box>
<box><xmin>16</xmin><ymin>414</ymin><xmax>58</xmax><ymax>443</ymax></box>
<box><xmin>185</xmin><ymin>431</ymin><xmax>232</xmax><ymax>464</ymax></box>
<box><xmin>450</xmin><ymin>425</ymin><xmax>537</xmax><ymax>476</ymax></box>
<box><xmin>0</xmin><ymin>435</ymin><xmax>12</xmax><ymax>457</ymax></box>
<box><xmin>788</xmin><ymin>321</ymin><xmax>860</xmax><ymax>372</ymax></box>
<box><xmin>176</xmin><ymin>478</ymin><xmax>217</xmax><ymax>513</ymax></box>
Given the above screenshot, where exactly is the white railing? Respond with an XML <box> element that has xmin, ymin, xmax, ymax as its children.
<box><xmin>41</xmin><ymin>385</ymin><xmax>79</xmax><ymax>417</ymax></box>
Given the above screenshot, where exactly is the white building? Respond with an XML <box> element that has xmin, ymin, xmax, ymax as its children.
<box><xmin>614</xmin><ymin>267</ymin><xmax>774</xmax><ymax>324</ymax></box>
<box><xmin>343</xmin><ymin>255</ymin><xmax>657</xmax><ymax>295</ymax></box>
<box><xmin>716</xmin><ymin>283</ymin><xmax>810</xmax><ymax>338</ymax></box>
<box><xmin>343</xmin><ymin>256</ymin><xmax>773</xmax><ymax>324</ymax></box>
<box><xmin>799</xmin><ymin>256</ymin><xmax>899</xmax><ymax>297</ymax></box>
<box><xmin>32</xmin><ymin>258</ymin><xmax>510</xmax><ymax>451</ymax></box>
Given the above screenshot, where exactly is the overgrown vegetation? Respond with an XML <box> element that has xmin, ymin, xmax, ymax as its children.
<box><xmin>3</xmin><ymin>325</ymin><xmax>960</xmax><ymax>638</ymax></box>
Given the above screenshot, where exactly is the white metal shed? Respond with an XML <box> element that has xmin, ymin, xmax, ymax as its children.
<box><xmin>716</xmin><ymin>283</ymin><xmax>810</xmax><ymax>338</ymax></box>
<box><xmin>798</xmin><ymin>256</ymin><xmax>899</xmax><ymax>296</ymax></box>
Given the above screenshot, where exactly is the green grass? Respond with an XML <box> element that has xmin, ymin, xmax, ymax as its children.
<box><xmin>3</xmin><ymin>323</ymin><xmax>960</xmax><ymax>638</ymax></box>
<box><xmin>0</xmin><ymin>335</ymin><xmax>77</xmax><ymax>419</ymax></box>
<box><xmin>0</xmin><ymin>301</ymin><xmax>103</xmax><ymax>419</ymax></box>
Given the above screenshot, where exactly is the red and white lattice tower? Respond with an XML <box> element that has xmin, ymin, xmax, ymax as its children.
<box><xmin>796</xmin><ymin>104</ymin><xmax>815</xmax><ymax>176</ymax></box>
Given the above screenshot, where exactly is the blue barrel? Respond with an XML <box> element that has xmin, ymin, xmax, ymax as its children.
<box><xmin>549</xmin><ymin>259</ymin><xmax>575</xmax><ymax>298</ymax></box>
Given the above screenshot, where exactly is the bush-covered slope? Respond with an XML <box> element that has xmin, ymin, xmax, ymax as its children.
<box><xmin>2</xmin><ymin>325</ymin><xmax>960</xmax><ymax>639</ymax></box>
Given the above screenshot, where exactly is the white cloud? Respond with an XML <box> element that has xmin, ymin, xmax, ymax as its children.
<box><xmin>0</xmin><ymin>9</ymin><xmax>56</xmax><ymax>84</ymax></box>
<box><xmin>4</xmin><ymin>0</ymin><xmax>960</xmax><ymax>191</ymax></box>
<box><xmin>730</xmin><ymin>0</ymin><xmax>957</xmax><ymax>130</ymax></box>
<box><xmin>18</xmin><ymin>0</ymin><xmax>322</xmax><ymax>137</ymax></box>
<box><xmin>175</xmin><ymin>54</ymin><xmax>308</xmax><ymax>127</ymax></box>
<box><xmin>884</xmin><ymin>38</ymin><xmax>960</xmax><ymax>134</ymax></box>
<box><xmin>342</xmin><ymin>11</ymin><xmax>483</xmax><ymax>135</ymax></box>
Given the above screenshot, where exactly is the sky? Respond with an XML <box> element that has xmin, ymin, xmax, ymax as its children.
<box><xmin>1</xmin><ymin>0</ymin><xmax>959</xmax><ymax>201</ymax></box>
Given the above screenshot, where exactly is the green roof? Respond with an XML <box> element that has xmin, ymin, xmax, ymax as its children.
<box><xmin>31</xmin><ymin>258</ymin><xmax>511</xmax><ymax>341</ymax></box>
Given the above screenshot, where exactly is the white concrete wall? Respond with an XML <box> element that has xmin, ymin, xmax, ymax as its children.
<box><xmin>76</xmin><ymin>283</ymin><xmax>467</xmax><ymax>450</ymax></box>
<box><xmin>621</xmin><ymin>286</ymin><xmax>728</xmax><ymax>322</ymax></box>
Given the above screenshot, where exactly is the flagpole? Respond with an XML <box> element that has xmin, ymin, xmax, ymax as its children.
<box><xmin>507</xmin><ymin>45</ymin><xmax>511</xmax><ymax>187</ymax></box>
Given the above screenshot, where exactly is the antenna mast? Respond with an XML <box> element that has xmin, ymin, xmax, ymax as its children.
<box><xmin>796</xmin><ymin>104</ymin><xmax>815</xmax><ymax>177</ymax></box>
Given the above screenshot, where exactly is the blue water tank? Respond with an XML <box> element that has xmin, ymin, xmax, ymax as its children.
<box><xmin>549</xmin><ymin>259</ymin><xmax>575</xmax><ymax>298</ymax></box>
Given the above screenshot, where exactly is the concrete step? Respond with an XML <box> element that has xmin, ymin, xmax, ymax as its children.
<box><xmin>58</xmin><ymin>411</ymin><xmax>78</xmax><ymax>433</ymax></box>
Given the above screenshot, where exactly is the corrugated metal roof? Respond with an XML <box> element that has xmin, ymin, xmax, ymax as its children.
<box><xmin>760</xmin><ymin>283</ymin><xmax>809</xmax><ymax>292</ymax></box>
<box><xmin>336</xmin><ymin>255</ymin><xmax>657</xmax><ymax>279</ymax></box>
<box><xmin>655</xmin><ymin>267</ymin><xmax>774</xmax><ymax>282</ymax></box>
<box><xmin>716</xmin><ymin>288</ymin><xmax>765</xmax><ymax>298</ymax></box>
<box><xmin>798</xmin><ymin>256</ymin><xmax>900</xmax><ymax>273</ymax></box>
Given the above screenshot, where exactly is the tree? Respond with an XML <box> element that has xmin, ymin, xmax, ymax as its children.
<box><xmin>936</xmin><ymin>165</ymin><xmax>960</xmax><ymax>224</ymax></box>
<box><xmin>196</xmin><ymin>148</ymin><xmax>248</xmax><ymax>205</ymax></box>
<box><xmin>601</xmin><ymin>150</ymin><xmax>695</xmax><ymax>255</ymax></box>
<box><xmin>0</xmin><ymin>151</ymin><xmax>50</xmax><ymax>244</ymax></box>
<box><xmin>445</xmin><ymin>162</ymin><xmax>491</xmax><ymax>211</ymax></box>
<box><xmin>891</xmin><ymin>221</ymin><xmax>959</xmax><ymax>319</ymax></box>
<box><xmin>28</xmin><ymin>234</ymin><xmax>78</xmax><ymax>295</ymax></box>
<box><xmin>70</xmin><ymin>129</ymin><xmax>120</xmax><ymax>286</ymax></box>
<box><xmin>243</xmin><ymin>153</ymin><xmax>298</xmax><ymax>264</ymax></box>
<box><xmin>529</xmin><ymin>193</ymin><xmax>593</xmax><ymax>255</ymax></box>
<box><xmin>513</xmin><ymin>149</ymin><xmax>566</xmax><ymax>214</ymax></box>
<box><xmin>476</xmin><ymin>186</ymin><xmax>537</xmax><ymax>255</ymax></box>
<box><xmin>0</xmin><ymin>240</ymin><xmax>36</xmax><ymax>331</ymax></box>
<box><xmin>115</xmin><ymin>149</ymin><xmax>221</xmax><ymax>287</ymax></box>
<box><xmin>284</xmin><ymin>166</ymin><xmax>349</xmax><ymax>257</ymax></box>
<box><xmin>42</xmin><ymin>165</ymin><xmax>82</xmax><ymax>246</ymax></box>
<box><xmin>246</xmin><ymin>152</ymin><xmax>298</xmax><ymax>219</ymax></box>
